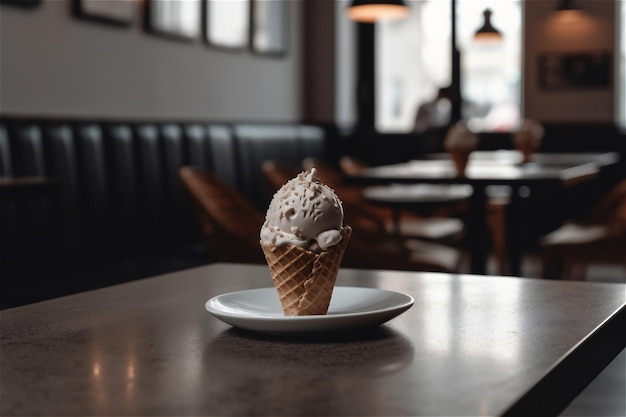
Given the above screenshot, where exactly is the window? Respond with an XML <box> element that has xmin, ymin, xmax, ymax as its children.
<box><xmin>376</xmin><ymin>0</ymin><xmax>522</xmax><ymax>133</ymax></box>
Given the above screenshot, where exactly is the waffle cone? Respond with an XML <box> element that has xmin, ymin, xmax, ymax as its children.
<box><xmin>260</xmin><ymin>226</ymin><xmax>352</xmax><ymax>316</ymax></box>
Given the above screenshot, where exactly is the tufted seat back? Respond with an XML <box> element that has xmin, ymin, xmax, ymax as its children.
<box><xmin>0</xmin><ymin>117</ymin><xmax>330</xmax><ymax>264</ymax></box>
<box><xmin>233</xmin><ymin>123</ymin><xmax>326</xmax><ymax>210</ymax></box>
<box><xmin>103</xmin><ymin>123</ymin><xmax>139</xmax><ymax>218</ymax></box>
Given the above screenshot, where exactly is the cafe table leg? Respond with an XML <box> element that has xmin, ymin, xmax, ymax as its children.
<box><xmin>506</xmin><ymin>187</ymin><xmax>525</xmax><ymax>277</ymax></box>
<box><xmin>392</xmin><ymin>208</ymin><xmax>402</xmax><ymax>237</ymax></box>
<box><xmin>468</xmin><ymin>186</ymin><xmax>489</xmax><ymax>275</ymax></box>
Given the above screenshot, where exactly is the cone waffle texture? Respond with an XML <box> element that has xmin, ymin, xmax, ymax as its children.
<box><xmin>260</xmin><ymin>226</ymin><xmax>352</xmax><ymax>316</ymax></box>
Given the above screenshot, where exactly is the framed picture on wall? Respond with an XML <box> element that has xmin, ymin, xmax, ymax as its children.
<box><xmin>251</xmin><ymin>0</ymin><xmax>287</xmax><ymax>57</ymax></box>
<box><xmin>538</xmin><ymin>51</ymin><xmax>612</xmax><ymax>91</ymax></box>
<box><xmin>73</xmin><ymin>0</ymin><xmax>135</xmax><ymax>26</ymax></box>
<box><xmin>145</xmin><ymin>0</ymin><xmax>202</xmax><ymax>41</ymax></box>
<box><xmin>204</xmin><ymin>0</ymin><xmax>250</xmax><ymax>51</ymax></box>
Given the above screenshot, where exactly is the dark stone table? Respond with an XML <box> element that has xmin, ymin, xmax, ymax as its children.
<box><xmin>2</xmin><ymin>263</ymin><xmax>624</xmax><ymax>416</ymax></box>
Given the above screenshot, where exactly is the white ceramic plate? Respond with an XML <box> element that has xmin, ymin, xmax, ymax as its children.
<box><xmin>206</xmin><ymin>287</ymin><xmax>414</xmax><ymax>335</ymax></box>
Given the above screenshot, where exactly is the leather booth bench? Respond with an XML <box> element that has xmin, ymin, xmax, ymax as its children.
<box><xmin>0</xmin><ymin>117</ymin><xmax>330</xmax><ymax>307</ymax></box>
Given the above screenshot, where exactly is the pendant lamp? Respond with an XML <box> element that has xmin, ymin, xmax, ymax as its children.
<box><xmin>347</xmin><ymin>0</ymin><xmax>409</xmax><ymax>23</ymax></box>
<box><xmin>473</xmin><ymin>9</ymin><xmax>502</xmax><ymax>42</ymax></box>
<box><xmin>554</xmin><ymin>0</ymin><xmax>583</xmax><ymax>22</ymax></box>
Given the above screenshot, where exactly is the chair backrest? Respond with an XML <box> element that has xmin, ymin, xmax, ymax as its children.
<box><xmin>302</xmin><ymin>157</ymin><xmax>363</xmax><ymax>202</ymax></box>
<box><xmin>179</xmin><ymin>166</ymin><xmax>265</xmax><ymax>263</ymax></box>
<box><xmin>302</xmin><ymin>158</ymin><xmax>342</xmax><ymax>186</ymax></box>
<box><xmin>301</xmin><ymin>157</ymin><xmax>389</xmax><ymax>237</ymax></box>
<box><xmin>339</xmin><ymin>156</ymin><xmax>369</xmax><ymax>176</ymax></box>
<box><xmin>261</xmin><ymin>160</ymin><xmax>298</xmax><ymax>195</ymax></box>
<box><xmin>589</xmin><ymin>178</ymin><xmax>626</xmax><ymax>230</ymax></box>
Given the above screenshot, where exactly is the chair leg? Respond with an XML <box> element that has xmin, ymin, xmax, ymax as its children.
<box><xmin>542</xmin><ymin>248</ymin><xmax>564</xmax><ymax>280</ymax></box>
<box><xmin>571</xmin><ymin>261</ymin><xmax>588</xmax><ymax>281</ymax></box>
<box><xmin>487</xmin><ymin>202</ymin><xmax>507</xmax><ymax>275</ymax></box>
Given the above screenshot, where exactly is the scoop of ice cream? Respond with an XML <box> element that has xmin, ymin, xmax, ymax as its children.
<box><xmin>260</xmin><ymin>168</ymin><xmax>344</xmax><ymax>253</ymax></box>
<box><xmin>444</xmin><ymin>121</ymin><xmax>478</xmax><ymax>153</ymax></box>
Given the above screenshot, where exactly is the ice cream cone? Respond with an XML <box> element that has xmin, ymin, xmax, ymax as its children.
<box><xmin>513</xmin><ymin>119</ymin><xmax>544</xmax><ymax>164</ymax></box>
<box><xmin>260</xmin><ymin>227</ymin><xmax>352</xmax><ymax>316</ymax></box>
<box><xmin>450</xmin><ymin>150</ymin><xmax>470</xmax><ymax>177</ymax></box>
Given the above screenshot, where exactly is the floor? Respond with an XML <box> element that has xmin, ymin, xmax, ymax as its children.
<box><xmin>561</xmin><ymin>349</ymin><xmax>626</xmax><ymax>417</ymax></box>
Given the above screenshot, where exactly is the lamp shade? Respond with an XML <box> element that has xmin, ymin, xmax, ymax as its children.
<box><xmin>473</xmin><ymin>9</ymin><xmax>502</xmax><ymax>42</ymax></box>
<box><xmin>347</xmin><ymin>0</ymin><xmax>409</xmax><ymax>23</ymax></box>
<box><xmin>554</xmin><ymin>0</ymin><xmax>583</xmax><ymax>22</ymax></box>
<box><xmin>556</xmin><ymin>0</ymin><xmax>580</xmax><ymax>11</ymax></box>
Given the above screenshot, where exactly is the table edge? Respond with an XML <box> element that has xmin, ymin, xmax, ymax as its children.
<box><xmin>501</xmin><ymin>303</ymin><xmax>626</xmax><ymax>417</ymax></box>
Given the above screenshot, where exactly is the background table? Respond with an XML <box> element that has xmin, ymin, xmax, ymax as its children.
<box><xmin>362</xmin><ymin>183</ymin><xmax>472</xmax><ymax>236</ymax></box>
<box><xmin>349</xmin><ymin>152</ymin><xmax>619</xmax><ymax>275</ymax></box>
<box><xmin>2</xmin><ymin>263</ymin><xmax>624</xmax><ymax>416</ymax></box>
<box><xmin>424</xmin><ymin>150</ymin><xmax>619</xmax><ymax>167</ymax></box>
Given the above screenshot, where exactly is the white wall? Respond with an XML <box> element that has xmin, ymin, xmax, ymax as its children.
<box><xmin>0</xmin><ymin>0</ymin><xmax>302</xmax><ymax>121</ymax></box>
<box><xmin>524</xmin><ymin>0</ymin><xmax>616</xmax><ymax>123</ymax></box>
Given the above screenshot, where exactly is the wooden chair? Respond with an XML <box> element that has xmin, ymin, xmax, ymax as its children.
<box><xmin>338</xmin><ymin>155</ymin><xmax>368</xmax><ymax>176</ymax></box>
<box><xmin>541</xmin><ymin>178</ymin><xmax>626</xmax><ymax>280</ymax></box>
<box><xmin>339</xmin><ymin>155</ymin><xmax>369</xmax><ymax>175</ymax></box>
<box><xmin>179</xmin><ymin>167</ymin><xmax>265</xmax><ymax>264</ymax></box>
<box><xmin>261</xmin><ymin>160</ymin><xmax>299</xmax><ymax>200</ymax></box>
